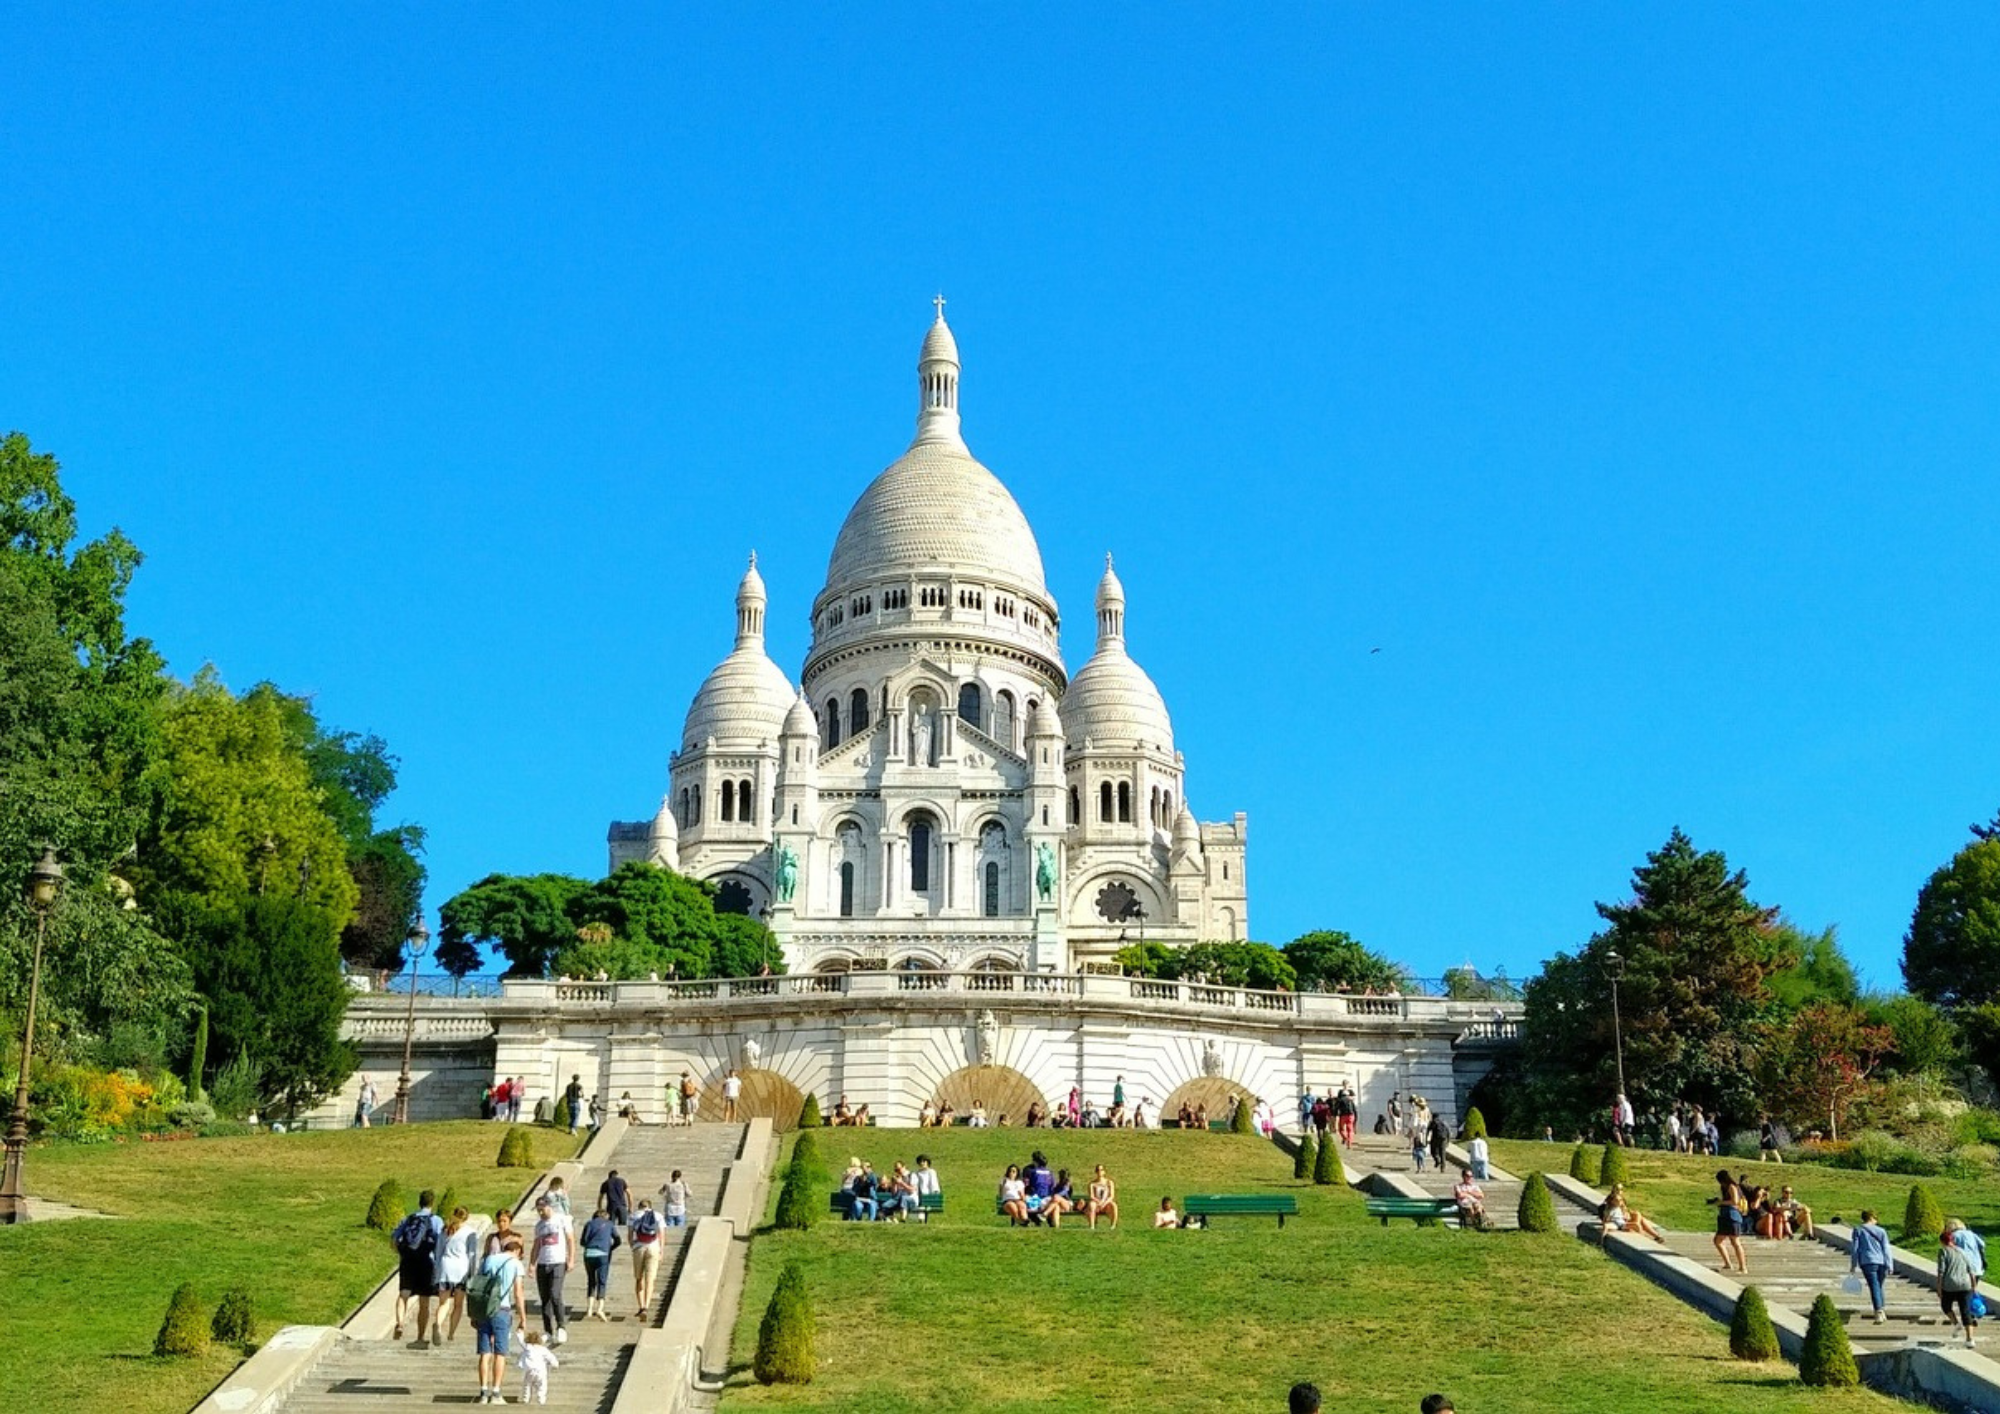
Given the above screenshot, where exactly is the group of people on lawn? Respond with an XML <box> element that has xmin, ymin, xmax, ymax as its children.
<box><xmin>838</xmin><ymin>1153</ymin><xmax>941</xmax><ymax>1219</ymax></box>
<box><xmin>996</xmin><ymin>1150</ymin><xmax>1121</xmax><ymax>1228</ymax></box>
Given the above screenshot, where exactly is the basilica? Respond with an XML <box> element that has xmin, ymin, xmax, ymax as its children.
<box><xmin>608</xmin><ymin>306</ymin><xmax>1249</xmax><ymax>973</ymax></box>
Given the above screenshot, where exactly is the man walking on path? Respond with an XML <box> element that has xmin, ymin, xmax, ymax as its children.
<box><xmin>678</xmin><ymin>1070</ymin><xmax>698</xmax><ymax>1122</ymax></box>
<box><xmin>392</xmin><ymin>1190</ymin><xmax>445</xmax><ymax>1342</ymax></box>
<box><xmin>598</xmin><ymin>1169</ymin><xmax>631</xmax><ymax>1226</ymax></box>
<box><xmin>565</xmin><ymin>1074</ymin><xmax>585</xmax><ymax>1134</ymax></box>
<box><xmin>721</xmin><ymin>1068</ymin><xmax>742</xmax><ymax>1122</ymax></box>
<box><xmin>1335</xmin><ymin>1086</ymin><xmax>1358</xmax><ymax>1148</ymax></box>
<box><xmin>1427</xmin><ymin>1110</ymin><xmax>1451</xmax><ymax>1172</ymax></box>
<box><xmin>531</xmin><ymin>1194</ymin><xmax>575</xmax><ymax>1345</ymax></box>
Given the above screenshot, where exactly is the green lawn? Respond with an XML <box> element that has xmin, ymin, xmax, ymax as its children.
<box><xmin>0</xmin><ymin>1121</ymin><xmax>581</xmax><ymax>1414</ymax></box>
<box><xmin>1488</xmin><ymin>1138</ymin><xmax>2000</xmax><ymax>1238</ymax></box>
<box><xmin>721</xmin><ymin>1130</ymin><xmax>1904</xmax><ymax>1414</ymax></box>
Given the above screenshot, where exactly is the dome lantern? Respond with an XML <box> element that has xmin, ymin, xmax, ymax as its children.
<box><xmin>1096</xmin><ymin>554</ymin><xmax>1126</xmax><ymax>644</ymax></box>
<box><xmin>736</xmin><ymin>552</ymin><xmax>768</xmax><ymax>646</ymax></box>
<box><xmin>913</xmin><ymin>294</ymin><xmax>963</xmax><ymax>449</ymax></box>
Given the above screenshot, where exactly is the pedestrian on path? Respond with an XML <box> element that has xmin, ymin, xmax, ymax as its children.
<box><xmin>519</xmin><ymin>1330</ymin><xmax>560</xmax><ymax>1404</ymax></box>
<box><xmin>469</xmin><ymin>1235</ymin><xmax>528</xmax><ymax>1405</ymax></box>
<box><xmin>1708</xmin><ymin>1170</ymin><xmax>1748</xmax><ymax>1275</ymax></box>
<box><xmin>722</xmin><ymin>1068</ymin><xmax>742</xmax><ymax>1122</ymax></box>
<box><xmin>354</xmin><ymin>1076</ymin><xmax>376</xmax><ymax>1128</ymax></box>
<box><xmin>433</xmin><ymin>1206</ymin><xmax>481</xmax><ymax>1345</ymax></box>
<box><xmin>598</xmin><ymin>1169</ymin><xmax>631</xmax><ymax>1226</ymax></box>
<box><xmin>564</xmin><ymin>1074</ymin><xmax>585</xmax><ymax>1134</ymax></box>
<box><xmin>661</xmin><ymin>1170</ymin><xmax>691</xmax><ymax>1227</ymax></box>
<box><xmin>630</xmin><ymin>1199</ymin><xmax>664</xmax><ymax>1317</ymax></box>
<box><xmin>1850</xmin><ymin>1208</ymin><xmax>1892</xmax><ymax>1324</ymax></box>
<box><xmin>1940</xmin><ymin>1228</ymin><xmax>1981</xmax><ymax>1347</ymax></box>
<box><xmin>392</xmin><ymin>1191</ymin><xmax>444</xmax><ymax>1343</ymax></box>
<box><xmin>531</xmin><ymin>1195</ymin><xmax>574</xmax><ymax>1345</ymax></box>
<box><xmin>580</xmin><ymin>1205</ymin><xmax>622</xmax><ymax>1321</ymax></box>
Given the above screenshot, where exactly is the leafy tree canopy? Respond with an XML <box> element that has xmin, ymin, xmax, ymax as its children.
<box><xmin>1902</xmin><ymin>838</ymin><xmax>2000</xmax><ymax>1009</ymax></box>
<box><xmin>133</xmin><ymin>670</ymin><xmax>360</xmax><ymax>928</ymax></box>
<box><xmin>1766</xmin><ymin>922</ymin><xmax>1860</xmax><ymax>1012</ymax></box>
<box><xmin>439</xmin><ymin>872</ymin><xmax>593</xmax><ymax>977</ymax></box>
<box><xmin>1282</xmin><ymin>930</ymin><xmax>1406</xmax><ymax>992</ymax></box>
<box><xmin>1111</xmin><ymin>939</ymin><xmax>1296</xmax><ymax>991</ymax></box>
<box><xmin>1864</xmin><ymin>994</ymin><xmax>1958</xmax><ymax>1077</ymax></box>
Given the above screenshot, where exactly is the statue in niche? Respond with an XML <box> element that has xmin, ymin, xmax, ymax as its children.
<box><xmin>739</xmin><ymin>1036</ymin><xmax>762</xmax><ymax>1068</ymax></box>
<box><xmin>910</xmin><ymin>704</ymin><xmax>936</xmax><ymax>766</ymax></box>
<box><xmin>1034</xmin><ymin>842</ymin><xmax>1058</xmax><ymax>904</ymax></box>
<box><xmin>775</xmin><ymin>843</ymin><xmax>799</xmax><ymax>902</ymax></box>
<box><xmin>1202</xmin><ymin>1038</ymin><xmax>1224</xmax><ymax>1078</ymax></box>
<box><xmin>974</xmin><ymin>1009</ymin><xmax>999</xmax><ymax>1066</ymax></box>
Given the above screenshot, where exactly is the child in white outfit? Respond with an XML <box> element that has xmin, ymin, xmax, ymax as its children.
<box><xmin>518</xmin><ymin>1330</ymin><xmax>559</xmax><ymax>1404</ymax></box>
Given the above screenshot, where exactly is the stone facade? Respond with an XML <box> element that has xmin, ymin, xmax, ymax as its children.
<box><xmin>609</xmin><ymin>307</ymin><xmax>1251</xmax><ymax>974</ymax></box>
<box><xmin>310</xmin><ymin>975</ymin><xmax>1521</xmax><ymax>1132</ymax></box>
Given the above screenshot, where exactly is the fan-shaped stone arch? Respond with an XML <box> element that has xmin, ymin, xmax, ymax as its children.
<box><xmin>705</xmin><ymin>1067</ymin><xmax>808</xmax><ymax>1131</ymax></box>
<box><xmin>1159</xmin><ymin>1076</ymin><xmax>1262</xmax><ymax>1130</ymax></box>
<box><xmin>928</xmin><ymin>1064</ymin><xmax>1043</xmax><ymax>1126</ymax></box>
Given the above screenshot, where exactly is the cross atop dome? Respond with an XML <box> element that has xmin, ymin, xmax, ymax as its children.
<box><xmin>933</xmin><ymin>292</ymin><xmax>947</xmax><ymax>320</ymax></box>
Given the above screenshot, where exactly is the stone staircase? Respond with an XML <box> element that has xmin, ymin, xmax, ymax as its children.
<box><xmin>1652</xmin><ymin>1229</ymin><xmax>1950</xmax><ymax>1354</ymax></box>
<box><xmin>277</xmin><ymin>1122</ymin><xmax>746</xmax><ymax>1412</ymax></box>
<box><xmin>1345</xmin><ymin>1132</ymin><xmax>1538</xmax><ymax>1230</ymax></box>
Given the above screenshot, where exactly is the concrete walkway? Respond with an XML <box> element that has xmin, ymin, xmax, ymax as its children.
<box><xmin>275</xmin><ymin>1121</ymin><xmax>746</xmax><ymax>1413</ymax></box>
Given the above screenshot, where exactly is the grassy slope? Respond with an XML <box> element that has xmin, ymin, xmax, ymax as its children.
<box><xmin>0</xmin><ymin>1121</ymin><xmax>580</xmax><ymax>1414</ymax></box>
<box><xmin>722</xmin><ymin>1130</ymin><xmax>1901</xmax><ymax>1414</ymax></box>
<box><xmin>1489</xmin><ymin>1138</ymin><xmax>2000</xmax><ymax>1236</ymax></box>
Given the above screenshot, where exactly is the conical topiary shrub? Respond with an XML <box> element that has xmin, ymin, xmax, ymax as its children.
<box><xmin>1518</xmin><ymin>1173</ymin><xmax>1558</xmax><ymax>1233</ymax></box>
<box><xmin>754</xmin><ymin>1261</ymin><xmax>815</xmax><ymax>1385</ymax></box>
<box><xmin>364</xmin><ymin>1178</ymin><xmax>404</xmax><ymax>1231</ymax></box>
<box><xmin>1729</xmin><ymin>1285</ymin><xmax>1780</xmax><ymax>1361</ymax></box>
<box><xmin>1295</xmin><ymin>1132</ymin><xmax>1316</xmax><ymax>1180</ymax></box>
<box><xmin>1800</xmin><ymin>1292</ymin><xmax>1859</xmax><ymax>1387</ymax></box>
<box><xmin>497</xmin><ymin>1126</ymin><xmax>535</xmax><ymax>1169</ymax></box>
<box><xmin>774</xmin><ymin>1154</ymin><xmax>819</xmax><ymax>1231</ymax></box>
<box><xmin>1600</xmin><ymin>1142</ymin><xmax>1630</xmax><ymax>1188</ymax></box>
<box><xmin>1313</xmin><ymin>1130</ymin><xmax>1344</xmax><ymax>1186</ymax></box>
<box><xmin>212</xmin><ymin>1287</ymin><xmax>255</xmax><ymax>1346</ymax></box>
<box><xmin>1230</xmin><ymin>1095</ymin><xmax>1256</xmax><ymax>1133</ymax></box>
<box><xmin>1903</xmin><ymin>1183</ymin><xmax>1944</xmax><ymax>1246</ymax></box>
<box><xmin>1569</xmin><ymin>1144</ymin><xmax>1601</xmax><ymax>1186</ymax></box>
<box><xmin>797</xmin><ymin>1093</ymin><xmax>822</xmax><ymax>1129</ymax></box>
<box><xmin>155</xmin><ymin>1283</ymin><xmax>209</xmax><ymax>1356</ymax></box>
<box><xmin>1463</xmin><ymin>1107</ymin><xmax>1487</xmax><ymax>1139</ymax></box>
<box><xmin>790</xmin><ymin>1129</ymin><xmax>822</xmax><ymax>1180</ymax></box>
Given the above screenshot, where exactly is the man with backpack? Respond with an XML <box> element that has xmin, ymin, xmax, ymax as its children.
<box><xmin>629</xmin><ymin>1198</ymin><xmax>664</xmax><ymax>1318</ymax></box>
<box><xmin>392</xmin><ymin>1189</ymin><xmax>445</xmax><ymax>1342</ymax></box>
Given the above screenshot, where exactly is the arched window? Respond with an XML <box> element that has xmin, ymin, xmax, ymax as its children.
<box><xmin>738</xmin><ymin>778</ymin><xmax>755</xmax><ymax>825</ymax></box>
<box><xmin>984</xmin><ymin>862</ymin><xmax>1000</xmax><ymax>917</ymax></box>
<box><xmin>849</xmin><ymin>687</ymin><xmax>870</xmax><ymax>735</ymax></box>
<box><xmin>1069</xmin><ymin>786</ymin><xmax>1080</xmax><ymax>825</ymax></box>
<box><xmin>958</xmin><ymin>681</ymin><xmax>983</xmax><ymax>730</ymax></box>
<box><xmin>992</xmin><ymin>690</ymin><xmax>1016</xmax><ymax>749</ymax></box>
<box><xmin>837</xmin><ymin>823</ymin><xmax>864</xmax><ymax>918</ymax></box>
<box><xmin>1117</xmin><ymin>782</ymin><xmax>1132</xmax><ymax>823</ymax></box>
<box><xmin>908</xmin><ymin>811</ymin><xmax>935</xmax><ymax>893</ymax></box>
<box><xmin>692</xmin><ymin>784</ymin><xmax>703</xmax><ymax>824</ymax></box>
<box><xmin>720</xmin><ymin>780</ymin><xmax>736</xmax><ymax>822</ymax></box>
<box><xmin>1099</xmin><ymin>781</ymin><xmax>1113</xmax><ymax>822</ymax></box>
<box><xmin>1150</xmin><ymin>786</ymin><xmax>1160</xmax><ymax>826</ymax></box>
<box><xmin>679</xmin><ymin>787</ymin><xmax>691</xmax><ymax>828</ymax></box>
<box><xmin>824</xmin><ymin>699</ymin><xmax>841</xmax><ymax>750</ymax></box>
<box><xmin>839</xmin><ymin>862</ymin><xmax>856</xmax><ymax>918</ymax></box>
<box><xmin>1164</xmin><ymin>790</ymin><xmax>1174</xmax><ymax>820</ymax></box>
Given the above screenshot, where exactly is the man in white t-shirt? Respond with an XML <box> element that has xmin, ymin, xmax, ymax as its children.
<box><xmin>531</xmin><ymin>1195</ymin><xmax>574</xmax><ymax>1345</ymax></box>
<box><xmin>721</xmin><ymin>1069</ymin><xmax>743</xmax><ymax>1122</ymax></box>
<box><xmin>1467</xmin><ymin>1133</ymin><xmax>1491</xmax><ymax>1181</ymax></box>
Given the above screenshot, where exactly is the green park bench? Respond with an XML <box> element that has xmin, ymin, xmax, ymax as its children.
<box><xmin>829</xmin><ymin>1189</ymin><xmax>943</xmax><ymax>1220</ymax></box>
<box><xmin>1182</xmin><ymin>1194</ymin><xmax>1299</xmax><ymax>1228</ymax></box>
<box><xmin>1364</xmin><ymin>1196</ymin><xmax>1461</xmax><ymax>1227</ymax></box>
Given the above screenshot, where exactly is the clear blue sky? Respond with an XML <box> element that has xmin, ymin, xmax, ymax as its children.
<box><xmin>5</xmin><ymin>8</ymin><xmax>1997</xmax><ymax>989</ymax></box>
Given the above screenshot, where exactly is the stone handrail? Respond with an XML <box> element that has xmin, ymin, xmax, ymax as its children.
<box><xmin>341</xmin><ymin>972</ymin><xmax>1524</xmax><ymax>1030</ymax></box>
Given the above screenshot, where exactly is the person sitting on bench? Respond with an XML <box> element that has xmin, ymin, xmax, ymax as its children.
<box><xmin>1452</xmin><ymin>1169</ymin><xmax>1486</xmax><ymax>1229</ymax></box>
<box><xmin>998</xmin><ymin>1164</ymin><xmax>1030</xmax><ymax>1225</ymax></box>
<box><xmin>847</xmin><ymin>1162</ymin><xmax>880</xmax><ymax>1221</ymax></box>
<box><xmin>887</xmin><ymin>1161</ymin><xmax>919</xmax><ymax>1220</ymax></box>
<box><xmin>912</xmin><ymin>1154</ymin><xmax>941</xmax><ymax>1218</ymax></box>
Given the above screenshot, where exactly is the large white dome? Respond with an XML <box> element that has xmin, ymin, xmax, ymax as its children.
<box><xmin>824</xmin><ymin>439</ymin><xmax>1049</xmax><ymax>598</ymax></box>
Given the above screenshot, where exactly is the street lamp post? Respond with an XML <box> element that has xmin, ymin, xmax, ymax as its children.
<box><xmin>1605</xmin><ymin>948</ymin><xmax>1628</xmax><ymax>1101</ymax></box>
<box><xmin>1</xmin><ymin>846</ymin><xmax>65</xmax><ymax>1224</ymax></box>
<box><xmin>392</xmin><ymin>920</ymin><xmax>431</xmax><ymax>1125</ymax></box>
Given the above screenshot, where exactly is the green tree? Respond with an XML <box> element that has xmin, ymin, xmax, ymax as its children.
<box><xmin>1870</xmin><ymin>994</ymin><xmax>1958</xmax><ymax>1076</ymax></box>
<box><xmin>172</xmin><ymin>895</ymin><xmax>356</xmax><ymax>1119</ymax></box>
<box><xmin>561</xmin><ymin>863</ymin><xmax>779</xmax><ymax>980</ymax></box>
<box><xmin>365</xmin><ymin>1179</ymin><xmax>404</xmax><ymax>1230</ymax></box>
<box><xmin>1518</xmin><ymin>829</ymin><xmax>1785</xmax><ymax>1131</ymax></box>
<box><xmin>1282</xmin><ymin>930</ymin><xmax>1405</xmax><ymax>992</ymax></box>
<box><xmin>135</xmin><ymin>671</ymin><xmax>360</xmax><ymax>927</ymax></box>
<box><xmin>1517</xmin><ymin>1173</ymin><xmax>1558</xmax><ymax>1233</ymax></box>
<box><xmin>1756</xmin><ymin>1002</ymin><xmax>1894</xmax><ymax>1140</ymax></box>
<box><xmin>1766</xmin><ymin>923</ymin><xmax>1860</xmax><ymax>1011</ymax></box>
<box><xmin>1903</xmin><ymin>839</ymin><xmax>2000</xmax><ymax>1008</ymax></box>
<box><xmin>1728</xmin><ymin>1286</ymin><xmax>1780</xmax><ymax>1361</ymax></box>
<box><xmin>154</xmin><ymin>1283</ymin><xmax>208</xmax><ymax>1356</ymax></box>
<box><xmin>1108</xmin><ymin>939</ymin><xmax>1295</xmax><ymax>991</ymax></box>
<box><xmin>1799</xmin><ymin>1293</ymin><xmax>1859</xmax><ymax>1387</ymax></box>
<box><xmin>753</xmin><ymin>1261</ymin><xmax>815</xmax><ymax>1385</ymax></box>
<box><xmin>438</xmin><ymin>872</ymin><xmax>592</xmax><ymax>977</ymax></box>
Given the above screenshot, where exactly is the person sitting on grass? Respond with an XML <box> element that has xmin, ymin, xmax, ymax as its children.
<box><xmin>1776</xmin><ymin>1185</ymin><xmax>1815</xmax><ymax>1239</ymax></box>
<box><xmin>852</xmin><ymin>1103</ymin><xmax>873</xmax><ymax>1126</ymax></box>
<box><xmin>1452</xmin><ymin>1169</ymin><xmax>1486</xmax><ymax>1230</ymax></box>
<box><xmin>919</xmin><ymin>1100</ymin><xmax>937</xmax><ymax>1128</ymax></box>
<box><xmin>1023</xmin><ymin>1150</ymin><xmax>1057</xmax><ymax>1226</ymax></box>
<box><xmin>1084</xmin><ymin>1164</ymin><xmax>1119</xmax><ymax>1229</ymax></box>
<box><xmin>998</xmin><ymin>1164</ymin><xmax>1030</xmax><ymax>1225</ymax></box>
<box><xmin>1026</xmin><ymin>1100</ymin><xmax>1047</xmax><ymax>1128</ymax></box>
<box><xmin>1047</xmin><ymin>1167</ymin><xmax>1077</xmax><ymax>1224</ymax></box>
<box><xmin>968</xmin><ymin>1100</ymin><xmax>989</xmax><ymax>1128</ymax></box>
<box><xmin>936</xmin><ymin>1100</ymin><xmax>956</xmax><ymax>1127</ymax></box>
<box><xmin>1193</xmin><ymin>1102</ymin><xmax>1209</xmax><ymax>1130</ymax></box>
<box><xmin>1153</xmin><ymin>1196</ymin><xmax>1180</xmax><ymax>1229</ymax></box>
<box><xmin>1599</xmin><ymin>1183</ymin><xmax>1666</xmax><ymax>1242</ymax></box>
<box><xmin>832</xmin><ymin>1094</ymin><xmax>854</xmax><ymax>1126</ymax></box>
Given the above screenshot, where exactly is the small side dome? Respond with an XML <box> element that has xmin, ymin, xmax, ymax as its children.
<box><xmin>1172</xmin><ymin>801</ymin><xmax>1202</xmax><ymax>852</ymax></box>
<box><xmin>782</xmin><ymin>692</ymin><xmax>819</xmax><ymax>739</ymax></box>
<box><xmin>1061</xmin><ymin>553</ymin><xmax>1173</xmax><ymax>753</ymax></box>
<box><xmin>681</xmin><ymin>554</ymin><xmax>793</xmax><ymax>748</ymax></box>
<box><xmin>650</xmin><ymin>795</ymin><xmax>680</xmax><ymax>842</ymax></box>
<box><xmin>648</xmin><ymin>794</ymin><xmax>680</xmax><ymax>869</ymax></box>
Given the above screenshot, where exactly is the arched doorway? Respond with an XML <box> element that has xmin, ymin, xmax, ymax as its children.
<box><xmin>718</xmin><ymin>1068</ymin><xmax>809</xmax><ymax>1132</ymax></box>
<box><xmin>1160</xmin><ymin>1077</ymin><xmax>1263</xmax><ymax>1130</ymax></box>
<box><xmin>928</xmin><ymin>1064</ymin><xmax>1043</xmax><ymax>1127</ymax></box>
